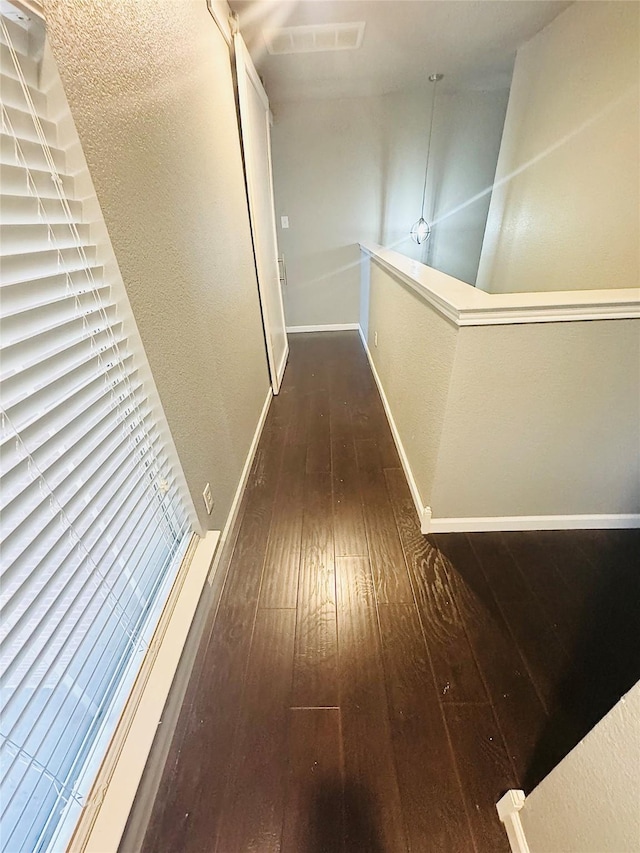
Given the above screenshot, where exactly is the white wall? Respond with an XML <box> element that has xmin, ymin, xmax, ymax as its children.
<box><xmin>518</xmin><ymin>681</ymin><xmax>640</xmax><ymax>852</ymax></box>
<box><xmin>45</xmin><ymin>0</ymin><xmax>271</xmax><ymax>533</ymax></box>
<box><xmin>271</xmin><ymin>86</ymin><xmax>508</xmax><ymax>326</ymax></box>
<box><xmin>477</xmin><ymin>1</ymin><xmax>640</xmax><ymax>294</ymax></box>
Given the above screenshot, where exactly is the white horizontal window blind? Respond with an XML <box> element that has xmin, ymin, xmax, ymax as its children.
<box><xmin>0</xmin><ymin>9</ymin><xmax>193</xmax><ymax>851</ymax></box>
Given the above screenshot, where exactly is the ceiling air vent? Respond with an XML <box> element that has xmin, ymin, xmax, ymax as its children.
<box><xmin>264</xmin><ymin>22</ymin><xmax>365</xmax><ymax>56</ymax></box>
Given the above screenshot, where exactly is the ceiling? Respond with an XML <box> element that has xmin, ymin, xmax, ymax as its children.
<box><xmin>229</xmin><ymin>0</ymin><xmax>572</xmax><ymax>102</ymax></box>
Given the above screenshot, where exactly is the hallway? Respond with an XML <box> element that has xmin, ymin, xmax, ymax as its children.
<box><xmin>141</xmin><ymin>332</ymin><xmax>640</xmax><ymax>853</ymax></box>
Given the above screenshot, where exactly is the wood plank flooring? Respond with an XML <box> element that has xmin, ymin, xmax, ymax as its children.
<box><xmin>141</xmin><ymin>331</ymin><xmax>640</xmax><ymax>853</ymax></box>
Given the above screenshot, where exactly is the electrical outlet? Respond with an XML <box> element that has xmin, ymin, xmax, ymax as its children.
<box><xmin>202</xmin><ymin>483</ymin><xmax>214</xmax><ymax>515</ymax></box>
<box><xmin>374</xmin><ymin>331</ymin><xmax>378</xmax><ymax>347</ymax></box>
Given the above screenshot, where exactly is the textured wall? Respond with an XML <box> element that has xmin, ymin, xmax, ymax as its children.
<box><xmin>477</xmin><ymin>1</ymin><xmax>640</xmax><ymax>293</ymax></box>
<box><xmin>519</xmin><ymin>681</ymin><xmax>640</xmax><ymax>852</ymax></box>
<box><xmin>431</xmin><ymin>319</ymin><xmax>640</xmax><ymax>518</ymax></box>
<box><xmin>366</xmin><ymin>258</ymin><xmax>459</xmax><ymax>510</ymax></box>
<box><xmin>44</xmin><ymin>0</ymin><xmax>270</xmax><ymax>532</ymax></box>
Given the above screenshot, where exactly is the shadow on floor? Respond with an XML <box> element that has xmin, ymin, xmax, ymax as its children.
<box><xmin>524</xmin><ymin>532</ymin><xmax>640</xmax><ymax>790</ymax></box>
<box><xmin>432</xmin><ymin>529</ymin><xmax>640</xmax><ymax>795</ymax></box>
<box><xmin>306</xmin><ymin>780</ymin><xmax>383</xmax><ymax>853</ymax></box>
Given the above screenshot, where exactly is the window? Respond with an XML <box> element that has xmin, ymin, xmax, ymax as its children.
<box><xmin>0</xmin><ymin>8</ymin><xmax>194</xmax><ymax>850</ymax></box>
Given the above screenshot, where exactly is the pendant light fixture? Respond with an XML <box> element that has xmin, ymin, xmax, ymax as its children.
<box><xmin>410</xmin><ymin>73</ymin><xmax>443</xmax><ymax>245</ymax></box>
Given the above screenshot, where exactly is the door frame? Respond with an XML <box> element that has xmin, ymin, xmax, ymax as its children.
<box><xmin>234</xmin><ymin>33</ymin><xmax>289</xmax><ymax>394</ymax></box>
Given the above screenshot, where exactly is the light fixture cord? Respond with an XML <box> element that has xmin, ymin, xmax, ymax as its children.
<box><xmin>420</xmin><ymin>77</ymin><xmax>440</xmax><ymax>219</ymax></box>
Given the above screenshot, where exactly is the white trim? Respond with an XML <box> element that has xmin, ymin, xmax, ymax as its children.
<box><xmin>235</xmin><ymin>33</ymin><xmax>289</xmax><ymax>394</ymax></box>
<box><xmin>421</xmin><ymin>505</ymin><xmax>432</xmax><ymax>535</ymax></box>
<box><xmin>360</xmin><ymin>242</ymin><xmax>640</xmax><ymax>327</ymax></box>
<box><xmin>262</xmin><ymin>85</ymin><xmax>289</xmax><ymax>393</ymax></box>
<box><xmin>287</xmin><ymin>323</ymin><xmax>360</xmax><ymax>333</ymax></box>
<box><xmin>358</xmin><ymin>326</ymin><xmax>432</xmax><ymax>534</ymax></box>
<box><xmin>425</xmin><ymin>513</ymin><xmax>640</xmax><ymax>533</ymax></box>
<box><xmin>497</xmin><ymin>790</ymin><xmax>530</xmax><ymax>853</ymax></box>
<box><xmin>70</xmin><ymin>531</ymin><xmax>221</xmax><ymax>853</ymax></box>
<box><xmin>206</xmin><ymin>0</ymin><xmax>232</xmax><ymax>45</ymax></box>
<box><xmin>274</xmin><ymin>341</ymin><xmax>289</xmax><ymax>397</ymax></box>
<box><xmin>208</xmin><ymin>387</ymin><xmax>273</xmax><ymax>581</ymax></box>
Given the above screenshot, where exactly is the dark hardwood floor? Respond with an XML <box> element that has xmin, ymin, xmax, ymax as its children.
<box><xmin>140</xmin><ymin>331</ymin><xmax>640</xmax><ymax>853</ymax></box>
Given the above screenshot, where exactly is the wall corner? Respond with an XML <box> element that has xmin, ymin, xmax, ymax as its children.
<box><xmin>497</xmin><ymin>789</ymin><xmax>530</xmax><ymax>853</ymax></box>
<box><xmin>420</xmin><ymin>506</ymin><xmax>432</xmax><ymax>534</ymax></box>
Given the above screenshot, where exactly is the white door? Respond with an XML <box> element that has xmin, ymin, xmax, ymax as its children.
<box><xmin>235</xmin><ymin>34</ymin><xmax>288</xmax><ymax>394</ymax></box>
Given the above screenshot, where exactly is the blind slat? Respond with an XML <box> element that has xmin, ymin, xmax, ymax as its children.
<box><xmin>0</xmin><ymin>310</ymin><xmax>119</xmax><ymax>385</ymax></box>
<box><xmin>1</xmin><ymin>346</ymin><xmax>135</xmax><ymax>439</ymax></box>
<box><xmin>0</xmin><ymin>193</ymin><xmax>83</xmax><ymax>225</ymax></box>
<box><xmin>0</xmin><ymin>131</ymin><xmax>66</xmax><ymax>172</ymax></box>
<box><xmin>1</xmin><ymin>406</ymin><xmax>154</xmax><ymax>539</ymax></box>
<box><xmin>1</xmin><ymin>289</ymin><xmax>110</xmax><ymax>349</ymax></box>
<box><xmin>0</xmin><ymin>73</ymin><xmax>47</xmax><ymax>115</ymax></box>
<box><xmin>1</xmin><ymin>103</ymin><xmax>58</xmax><ymax>147</ymax></box>
<box><xmin>0</xmin><ymin>266</ymin><xmax>104</xmax><ymax>314</ymax></box>
<box><xmin>1</xmin><ymin>487</ymin><xmax>186</xmax><ymax>707</ymax></box>
<box><xmin>0</xmin><ymin>222</ymin><xmax>91</xmax><ymax>255</ymax></box>
<box><xmin>2</xmin><ymin>245</ymin><xmax>97</xmax><ymax>286</ymax></box>
<box><xmin>0</xmin><ymin>41</ymin><xmax>38</xmax><ymax>85</ymax></box>
<box><xmin>1</xmin><ymin>458</ymin><xmax>173</xmax><ymax>654</ymax></box>
<box><xmin>0</xmin><ymin>162</ymin><xmax>75</xmax><ymax>199</ymax></box>
<box><xmin>1</xmin><ymin>309</ymin><xmax>118</xmax><ymax>403</ymax></box>
<box><xmin>0</xmin><ymin>431</ymin><xmax>159</xmax><ymax>574</ymax></box>
<box><xmin>0</xmin><ymin>378</ymin><xmax>144</xmax><ymax>508</ymax></box>
<box><xmin>0</xmin><ymin>363</ymin><xmax>137</xmax><ymax>484</ymax></box>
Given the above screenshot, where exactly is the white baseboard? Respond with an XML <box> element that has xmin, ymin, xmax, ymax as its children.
<box><xmin>358</xmin><ymin>326</ymin><xmax>431</xmax><ymax>534</ymax></box>
<box><xmin>208</xmin><ymin>387</ymin><xmax>273</xmax><ymax>581</ymax></box>
<box><xmin>426</xmin><ymin>513</ymin><xmax>640</xmax><ymax>533</ymax></box>
<box><xmin>71</xmin><ymin>531</ymin><xmax>220</xmax><ymax>853</ymax></box>
<box><xmin>287</xmin><ymin>323</ymin><xmax>359</xmax><ymax>333</ymax></box>
<box><xmin>274</xmin><ymin>343</ymin><xmax>289</xmax><ymax>396</ymax></box>
<box><xmin>497</xmin><ymin>790</ymin><xmax>530</xmax><ymax>853</ymax></box>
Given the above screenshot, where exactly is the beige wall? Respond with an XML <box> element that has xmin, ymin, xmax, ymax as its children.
<box><xmin>271</xmin><ymin>86</ymin><xmax>508</xmax><ymax>326</ymax></box>
<box><xmin>45</xmin><ymin>0</ymin><xmax>270</xmax><ymax>532</ymax></box>
<box><xmin>431</xmin><ymin>319</ymin><xmax>640</xmax><ymax>518</ymax></box>
<box><xmin>477</xmin><ymin>1</ymin><xmax>640</xmax><ymax>294</ymax></box>
<box><xmin>271</xmin><ymin>96</ymin><xmax>382</xmax><ymax>327</ymax></box>
<box><xmin>519</xmin><ymin>681</ymin><xmax>640</xmax><ymax>852</ymax></box>
<box><xmin>367</xmin><ymin>259</ymin><xmax>459</xmax><ymax>508</ymax></box>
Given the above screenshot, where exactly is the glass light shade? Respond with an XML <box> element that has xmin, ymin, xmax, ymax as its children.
<box><xmin>410</xmin><ymin>217</ymin><xmax>431</xmax><ymax>245</ymax></box>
